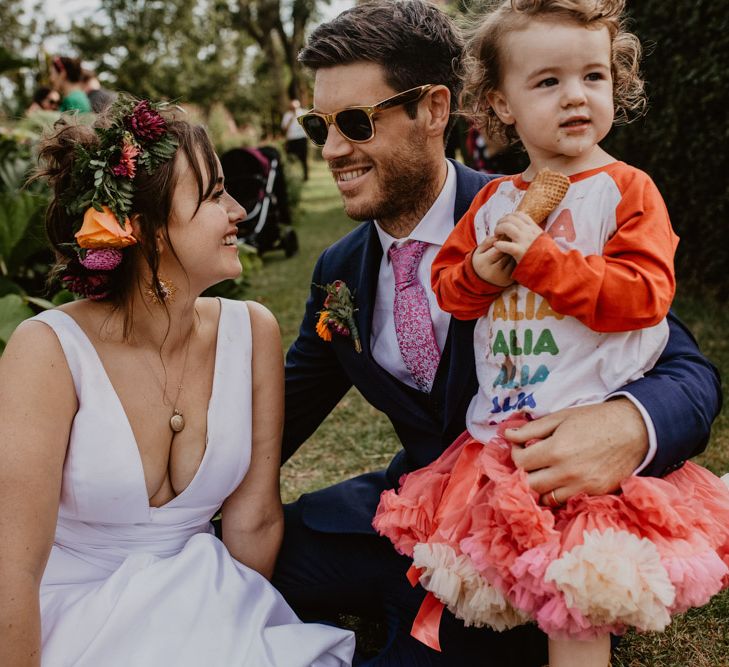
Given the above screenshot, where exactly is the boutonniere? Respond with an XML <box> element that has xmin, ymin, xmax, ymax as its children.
<box><xmin>315</xmin><ymin>280</ymin><xmax>362</xmax><ymax>353</ymax></box>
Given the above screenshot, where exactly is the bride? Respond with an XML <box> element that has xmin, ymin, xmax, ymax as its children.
<box><xmin>0</xmin><ymin>97</ymin><xmax>354</xmax><ymax>666</ymax></box>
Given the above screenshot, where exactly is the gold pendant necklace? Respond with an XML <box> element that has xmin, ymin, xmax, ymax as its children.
<box><xmin>170</xmin><ymin>408</ymin><xmax>185</xmax><ymax>433</ymax></box>
<box><xmin>167</xmin><ymin>327</ymin><xmax>194</xmax><ymax>433</ymax></box>
<box><xmin>139</xmin><ymin>319</ymin><xmax>195</xmax><ymax>434</ymax></box>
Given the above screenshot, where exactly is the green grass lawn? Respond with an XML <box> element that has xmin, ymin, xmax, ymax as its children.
<box><xmin>249</xmin><ymin>159</ymin><xmax>729</xmax><ymax>666</ymax></box>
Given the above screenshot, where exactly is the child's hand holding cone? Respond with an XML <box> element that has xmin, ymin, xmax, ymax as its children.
<box><xmin>473</xmin><ymin>168</ymin><xmax>570</xmax><ymax>282</ymax></box>
<box><xmin>492</xmin><ymin>168</ymin><xmax>570</xmax><ymax>261</ymax></box>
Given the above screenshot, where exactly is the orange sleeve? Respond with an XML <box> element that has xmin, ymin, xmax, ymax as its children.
<box><xmin>432</xmin><ymin>180</ymin><xmax>508</xmax><ymax>320</ymax></box>
<box><xmin>513</xmin><ymin>167</ymin><xmax>678</xmax><ymax>333</ymax></box>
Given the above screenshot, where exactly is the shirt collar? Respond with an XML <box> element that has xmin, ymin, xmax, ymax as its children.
<box><xmin>375</xmin><ymin>160</ymin><xmax>457</xmax><ymax>260</ymax></box>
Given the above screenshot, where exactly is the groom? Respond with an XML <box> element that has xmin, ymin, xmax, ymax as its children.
<box><xmin>273</xmin><ymin>1</ymin><xmax>721</xmax><ymax>664</ymax></box>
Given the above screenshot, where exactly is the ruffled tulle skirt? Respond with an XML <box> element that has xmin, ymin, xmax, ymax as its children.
<box><xmin>373</xmin><ymin>416</ymin><xmax>729</xmax><ymax>645</ymax></box>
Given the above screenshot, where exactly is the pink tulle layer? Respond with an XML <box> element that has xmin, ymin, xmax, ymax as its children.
<box><xmin>373</xmin><ymin>416</ymin><xmax>729</xmax><ymax>639</ymax></box>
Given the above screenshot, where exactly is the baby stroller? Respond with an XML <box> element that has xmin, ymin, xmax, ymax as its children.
<box><xmin>220</xmin><ymin>145</ymin><xmax>298</xmax><ymax>257</ymax></box>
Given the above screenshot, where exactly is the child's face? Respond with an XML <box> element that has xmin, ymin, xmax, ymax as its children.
<box><xmin>488</xmin><ymin>19</ymin><xmax>614</xmax><ymax>169</ymax></box>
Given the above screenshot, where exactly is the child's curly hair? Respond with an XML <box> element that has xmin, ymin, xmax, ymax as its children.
<box><xmin>461</xmin><ymin>0</ymin><xmax>646</xmax><ymax>143</ymax></box>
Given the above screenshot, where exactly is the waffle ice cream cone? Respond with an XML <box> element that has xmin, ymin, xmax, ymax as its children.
<box><xmin>516</xmin><ymin>168</ymin><xmax>570</xmax><ymax>227</ymax></box>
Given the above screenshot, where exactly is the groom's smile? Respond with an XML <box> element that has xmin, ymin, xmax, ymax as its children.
<box><xmin>314</xmin><ymin>62</ymin><xmax>438</xmax><ymax>228</ymax></box>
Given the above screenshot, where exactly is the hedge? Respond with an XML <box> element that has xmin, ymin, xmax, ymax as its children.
<box><xmin>603</xmin><ymin>0</ymin><xmax>729</xmax><ymax>298</ymax></box>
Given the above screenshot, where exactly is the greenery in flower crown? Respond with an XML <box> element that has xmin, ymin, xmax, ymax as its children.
<box><xmin>62</xmin><ymin>95</ymin><xmax>179</xmax><ymax>234</ymax></box>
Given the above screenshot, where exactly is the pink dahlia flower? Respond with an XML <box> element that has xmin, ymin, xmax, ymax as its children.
<box><xmin>79</xmin><ymin>248</ymin><xmax>124</xmax><ymax>271</ymax></box>
<box><xmin>111</xmin><ymin>141</ymin><xmax>140</xmax><ymax>178</ymax></box>
<box><xmin>128</xmin><ymin>100</ymin><xmax>167</xmax><ymax>141</ymax></box>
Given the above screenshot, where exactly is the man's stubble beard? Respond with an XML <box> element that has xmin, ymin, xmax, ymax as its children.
<box><xmin>341</xmin><ymin>128</ymin><xmax>440</xmax><ymax>238</ymax></box>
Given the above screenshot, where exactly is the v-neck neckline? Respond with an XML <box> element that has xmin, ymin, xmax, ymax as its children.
<box><xmin>54</xmin><ymin>299</ymin><xmax>226</xmax><ymax>512</ymax></box>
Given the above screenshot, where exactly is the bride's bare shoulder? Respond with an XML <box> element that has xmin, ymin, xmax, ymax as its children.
<box><xmin>0</xmin><ymin>315</ymin><xmax>76</xmax><ymax>405</ymax></box>
<box><xmin>244</xmin><ymin>300</ymin><xmax>278</xmax><ymax>334</ymax></box>
<box><xmin>55</xmin><ymin>299</ymin><xmax>113</xmax><ymax>332</ymax></box>
<box><xmin>2</xmin><ymin>315</ymin><xmax>64</xmax><ymax>360</ymax></box>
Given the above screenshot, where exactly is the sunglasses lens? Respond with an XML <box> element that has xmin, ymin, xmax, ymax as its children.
<box><xmin>336</xmin><ymin>109</ymin><xmax>374</xmax><ymax>142</ymax></box>
<box><xmin>301</xmin><ymin>115</ymin><xmax>329</xmax><ymax>146</ymax></box>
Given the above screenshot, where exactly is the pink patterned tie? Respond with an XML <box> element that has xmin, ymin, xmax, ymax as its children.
<box><xmin>389</xmin><ymin>240</ymin><xmax>441</xmax><ymax>392</ymax></box>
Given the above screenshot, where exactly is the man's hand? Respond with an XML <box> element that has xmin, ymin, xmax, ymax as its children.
<box><xmin>507</xmin><ymin>399</ymin><xmax>648</xmax><ymax>505</ymax></box>
<box><xmin>493</xmin><ymin>212</ymin><xmax>542</xmax><ymax>262</ymax></box>
<box><xmin>471</xmin><ymin>236</ymin><xmax>516</xmax><ymax>287</ymax></box>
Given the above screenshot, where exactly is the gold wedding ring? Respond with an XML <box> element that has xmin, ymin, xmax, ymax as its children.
<box><xmin>542</xmin><ymin>489</ymin><xmax>561</xmax><ymax>508</ymax></box>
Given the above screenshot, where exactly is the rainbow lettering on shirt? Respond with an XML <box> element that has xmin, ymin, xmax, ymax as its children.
<box><xmin>487</xmin><ymin>290</ymin><xmax>564</xmax><ymax>416</ymax></box>
<box><xmin>547</xmin><ymin>208</ymin><xmax>576</xmax><ymax>242</ymax></box>
<box><xmin>492</xmin><ymin>363</ymin><xmax>550</xmax><ymax>389</ymax></box>
<box><xmin>491</xmin><ymin>293</ymin><xmax>565</xmax><ymax>322</ymax></box>
<box><xmin>491</xmin><ymin>329</ymin><xmax>559</xmax><ymax>356</ymax></box>
<box><xmin>490</xmin><ymin>391</ymin><xmax>537</xmax><ymax>414</ymax></box>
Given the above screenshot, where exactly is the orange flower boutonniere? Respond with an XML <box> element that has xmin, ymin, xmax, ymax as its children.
<box><xmin>315</xmin><ymin>280</ymin><xmax>362</xmax><ymax>353</ymax></box>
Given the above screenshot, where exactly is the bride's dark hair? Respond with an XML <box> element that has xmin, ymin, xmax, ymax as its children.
<box><xmin>34</xmin><ymin>100</ymin><xmax>220</xmax><ymax>336</ymax></box>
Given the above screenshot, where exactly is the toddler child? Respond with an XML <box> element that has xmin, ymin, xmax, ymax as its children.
<box><xmin>374</xmin><ymin>1</ymin><xmax>729</xmax><ymax>666</ymax></box>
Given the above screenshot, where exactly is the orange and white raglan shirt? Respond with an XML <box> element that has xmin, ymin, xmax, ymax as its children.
<box><xmin>432</xmin><ymin>162</ymin><xmax>679</xmax><ymax>443</ymax></box>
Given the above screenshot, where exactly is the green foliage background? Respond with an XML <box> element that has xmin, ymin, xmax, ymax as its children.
<box><xmin>0</xmin><ymin>0</ymin><xmax>331</xmax><ymax>137</ymax></box>
<box><xmin>602</xmin><ymin>0</ymin><xmax>729</xmax><ymax>298</ymax></box>
<box><xmin>455</xmin><ymin>0</ymin><xmax>729</xmax><ymax>297</ymax></box>
<box><xmin>69</xmin><ymin>0</ymin><xmax>255</xmax><ymax>122</ymax></box>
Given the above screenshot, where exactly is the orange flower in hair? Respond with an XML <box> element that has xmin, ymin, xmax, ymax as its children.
<box><xmin>75</xmin><ymin>206</ymin><xmax>137</xmax><ymax>249</ymax></box>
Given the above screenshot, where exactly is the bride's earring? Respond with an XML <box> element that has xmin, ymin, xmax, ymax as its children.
<box><xmin>145</xmin><ymin>277</ymin><xmax>177</xmax><ymax>304</ymax></box>
<box><xmin>144</xmin><ymin>232</ymin><xmax>177</xmax><ymax>304</ymax></box>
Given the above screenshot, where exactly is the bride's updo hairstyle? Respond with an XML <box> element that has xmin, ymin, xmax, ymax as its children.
<box><xmin>35</xmin><ymin>96</ymin><xmax>219</xmax><ymax>330</ymax></box>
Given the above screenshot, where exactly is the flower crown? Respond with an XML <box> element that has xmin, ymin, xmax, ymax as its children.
<box><xmin>59</xmin><ymin>96</ymin><xmax>179</xmax><ymax>298</ymax></box>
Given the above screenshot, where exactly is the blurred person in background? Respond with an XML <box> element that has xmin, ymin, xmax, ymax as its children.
<box><xmin>281</xmin><ymin>98</ymin><xmax>309</xmax><ymax>181</ymax></box>
<box><xmin>465</xmin><ymin>125</ymin><xmax>526</xmax><ymax>176</ymax></box>
<box><xmin>50</xmin><ymin>56</ymin><xmax>92</xmax><ymax>113</ymax></box>
<box><xmin>26</xmin><ymin>86</ymin><xmax>60</xmax><ymax>114</ymax></box>
<box><xmin>81</xmin><ymin>69</ymin><xmax>116</xmax><ymax>113</ymax></box>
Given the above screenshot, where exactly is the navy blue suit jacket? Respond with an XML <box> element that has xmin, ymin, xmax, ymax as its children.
<box><xmin>283</xmin><ymin>160</ymin><xmax>722</xmax><ymax>535</ymax></box>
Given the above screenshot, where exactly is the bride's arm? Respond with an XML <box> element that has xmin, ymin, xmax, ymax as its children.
<box><xmin>221</xmin><ymin>302</ymin><xmax>284</xmax><ymax>580</ymax></box>
<box><xmin>0</xmin><ymin>321</ymin><xmax>76</xmax><ymax>667</ymax></box>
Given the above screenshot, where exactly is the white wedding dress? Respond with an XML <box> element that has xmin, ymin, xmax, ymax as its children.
<box><xmin>34</xmin><ymin>300</ymin><xmax>354</xmax><ymax>667</ymax></box>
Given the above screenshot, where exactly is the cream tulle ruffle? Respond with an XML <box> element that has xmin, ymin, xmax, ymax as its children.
<box><xmin>374</xmin><ymin>416</ymin><xmax>729</xmax><ymax>641</ymax></box>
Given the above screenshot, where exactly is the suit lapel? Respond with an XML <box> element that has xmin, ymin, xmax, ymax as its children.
<box><xmin>351</xmin><ymin>163</ymin><xmax>492</xmax><ymax>429</ymax></box>
<box><xmin>434</xmin><ymin>161</ymin><xmax>492</xmax><ymax>429</ymax></box>
<box><xmin>353</xmin><ymin>222</ymin><xmax>382</xmax><ymax>356</ymax></box>
<box><xmin>345</xmin><ymin>222</ymin><xmax>435</xmax><ymax>425</ymax></box>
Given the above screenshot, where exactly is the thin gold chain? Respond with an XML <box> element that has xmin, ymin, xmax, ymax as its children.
<box><xmin>137</xmin><ymin>319</ymin><xmax>195</xmax><ymax>417</ymax></box>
